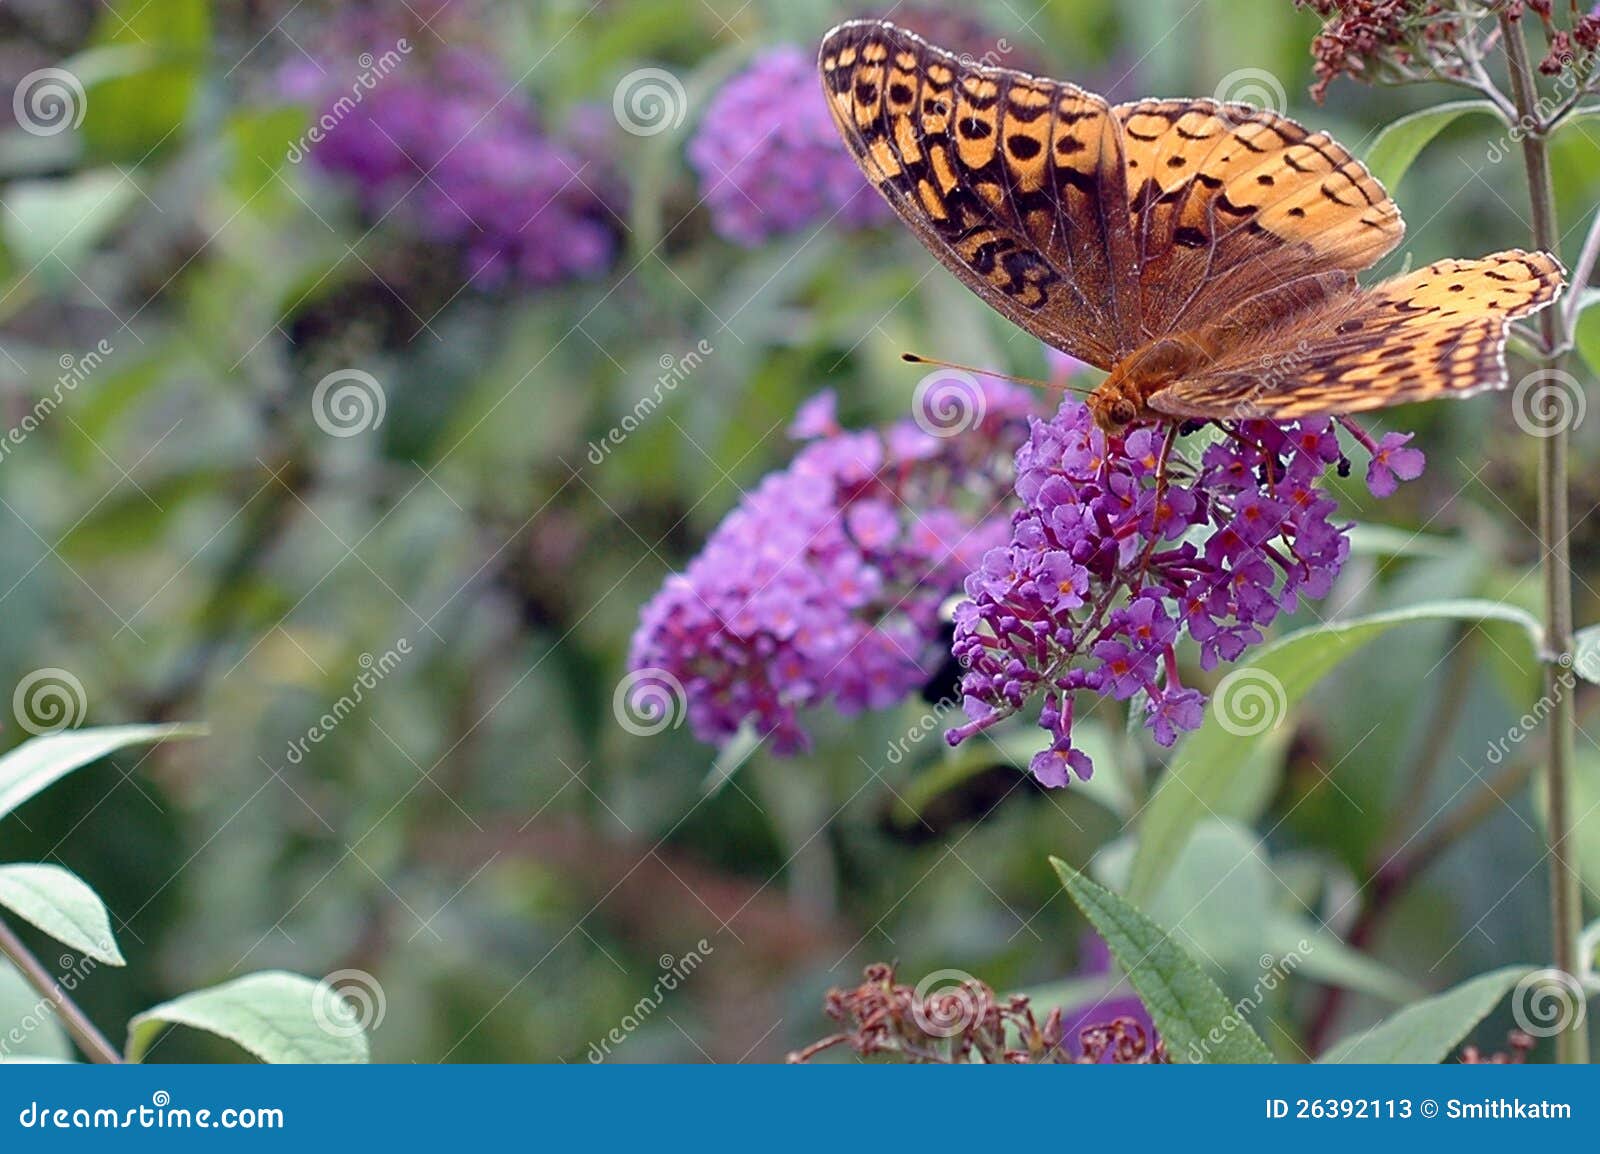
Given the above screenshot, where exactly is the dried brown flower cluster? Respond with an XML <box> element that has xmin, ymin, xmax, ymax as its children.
<box><xmin>786</xmin><ymin>963</ymin><xmax>1168</xmax><ymax>1064</ymax></box>
<box><xmin>1299</xmin><ymin>1</ymin><xmax>1600</xmax><ymax>99</ymax></box>
<box><xmin>1298</xmin><ymin>1</ymin><xmax>1481</xmax><ymax>101</ymax></box>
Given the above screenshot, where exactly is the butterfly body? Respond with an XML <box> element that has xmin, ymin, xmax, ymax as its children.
<box><xmin>820</xmin><ymin>20</ymin><xmax>1565</xmax><ymax>428</ymax></box>
<box><xmin>1089</xmin><ymin>333</ymin><xmax>1215</xmax><ymax>433</ymax></box>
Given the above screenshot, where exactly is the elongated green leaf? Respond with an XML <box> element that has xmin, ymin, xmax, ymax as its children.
<box><xmin>1261</xmin><ymin>918</ymin><xmax>1420</xmax><ymax>1004</ymax></box>
<box><xmin>1320</xmin><ymin>966</ymin><xmax>1532</xmax><ymax>1063</ymax></box>
<box><xmin>1050</xmin><ymin>857</ymin><xmax>1275</xmax><ymax>1064</ymax></box>
<box><xmin>1130</xmin><ymin>600</ymin><xmax>1541</xmax><ymax>904</ymax></box>
<box><xmin>0</xmin><ymin>724</ymin><xmax>202</xmax><ymax>822</ymax></box>
<box><xmin>126</xmin><ymin>972</ymin><xmax>369</xmax><ymax>1064</ymax></box>
<box><xmin>1363</xmin><ymin>100</ymin><xmax>1501</xmax><ymax>190</ymax></box>
<box><xmin>0</xmin><ymin>864</ymin><xmax>123</xmax><ymax>965</ymax></box>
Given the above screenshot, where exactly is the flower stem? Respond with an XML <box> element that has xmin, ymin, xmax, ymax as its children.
<box><xmin>0</xmin><ymin>916</ymin><xmax>121</xmax><ymax>1064</ymax></box>
<box><xmin>1501</xmin><ymin>10</ymin><xmax>1589</xmax><ymax>1065</ymax></box>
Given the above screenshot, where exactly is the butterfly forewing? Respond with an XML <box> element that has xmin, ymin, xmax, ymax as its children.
<box><xmin>820</xmin><ymin>20</ymin><xmax>1134</xmax><ymax>367</ymax></box>
<box><xmin>1148</xmin><ymin>250</ymin><xmax>1566</xmax><ymax>420</ymax></box>
<box><xmin>1114</xmin><ymin>99</ymin><xmax>1404</xmax><ymax>341</ymax></box>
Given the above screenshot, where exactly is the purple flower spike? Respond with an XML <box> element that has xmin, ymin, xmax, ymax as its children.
<box><xmin>949</xmin><ymin>401</ymin><xmax>1421</xmax><ymax>784</ymax></box>
<box><xmin>629</xmin><ymin>380</ymin><xmax>1037</xmax><ymax>752</ymax></box>
<box><xmin>687</xmin><ymin>46</ymin><xmax>891</xmax><ymax>245</ymax></box>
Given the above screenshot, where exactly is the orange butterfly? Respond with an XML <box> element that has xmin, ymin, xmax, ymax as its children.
<box><xmin>819</xmin><ymin>19</ymin><xmax>1564</xmax><ymax>434</ymax></box>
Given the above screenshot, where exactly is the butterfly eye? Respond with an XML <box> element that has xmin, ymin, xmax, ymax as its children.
<box><xmin>1112</xmin><ymin>399</ymin><xmax>1137</xmax><ymax>427</ymax></box>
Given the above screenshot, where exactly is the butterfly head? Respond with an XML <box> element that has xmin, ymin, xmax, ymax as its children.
<box><xmin>1086</xmin><ymin>379</ymin><xmax>1141</xmax><ymax>435</ymax></box>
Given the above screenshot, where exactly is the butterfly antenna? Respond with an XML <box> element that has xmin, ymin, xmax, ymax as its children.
<box><xmin>900</xmin><ymin>352</ymin><xmax>1095</xmax><ymax>395</ymax></box>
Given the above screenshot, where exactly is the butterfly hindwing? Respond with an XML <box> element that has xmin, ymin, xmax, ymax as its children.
<box><xmin>1147</xmin><ymin>250</ymin><xmax>1566</xmax><ymax>420</ymax></box>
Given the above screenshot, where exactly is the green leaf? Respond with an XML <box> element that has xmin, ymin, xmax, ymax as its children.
<box><xmin>1363</xmin><ymin>100</ymin><xmax>1501</xmax><ymax>191</ymax></box>
<box><xmin>1261</xmin><ymin>918</ymin><xmax>1421</xmax><ymax>1004</ymax></box>
<box><xmin>1573</xmin><ymin>623</ymin><xmax>1600</xmax><ymax>683</ymax></box>
<box><xmin>1129</xmin><ymin>600</ymin><xmax>1541</xmax><ymax>904</ymax></box>
<box><xmin>1320</xmin><ymin>966</ymin><xmax>1533</xmax><ymax>1063</ymax></box>
<box><xmin>83</xmin><ymin>0</ymin><xmax>209</xmax><ymax>160</ymax></box>
<box><xmin>126</xmin><ymin>972</ymin><xmax>370</xmax><ymax>1064</ymax></box>
<box><xmin>1</xmin><ymin>170</ymin><xmax>140</xmax><ymax>275</ymax></box>
<box><xmin>1577</xmin><ymin>303</ymin><xmax>1600</xmax><ymax>386</ymax></box>
<box><xmin>0</xmin><ymin>864</ymin><xmax>123</xmax><ymax>965</ymax></box>
<box><xmin>0</xmin><ymin>959</ymin><xmax>72</xmax><ymax>1061</ymax></box>
<box><xmin>1050</xmin><ymin>857</ymin><xmax>1275</xmax><ymax>1064</ymax></box>
<box><xmin>0</xmin><ymin>724</ymin><xmax>203</xmax><ymax>822</ymax></box>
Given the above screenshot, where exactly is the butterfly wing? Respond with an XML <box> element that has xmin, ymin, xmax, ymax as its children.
<box><xmin>819</xmin><ymin>20</ymin><xmax>1136</xmax><ymax>367</ymax></box>
<box><xmin>1147</xmin><ymin>250</ymin><xmax>1566</xmax><ymax>421</ymax></box>
<box><xmin>1114</xmin><ymin>99</ymin><xmax>1405</xmax><ymax>345</ymax></box>
<box><xmin>819</xmin><ymin>21</ymin><xmax>1408</xmax><ymax>366</ymax></box>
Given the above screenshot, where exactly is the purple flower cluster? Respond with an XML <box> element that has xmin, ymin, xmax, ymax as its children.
<box><xmin>281</xmin><ymin>18</ymin><xmax>620</xmax><ymax>288</ymax></box>
<box><xmin>949</xmin><ymin>403</ymin><xmax>1423</xmax><ymax>786</ymax></box>
<box><xmin>687</xmin><ymin>46</ymin><xmax>890</xmax><ymax>246</ymax></box>
<box><xmin>628</xmin><ymin>379</ymin><xmax>1036</xmax><ymax>753</ymax></box>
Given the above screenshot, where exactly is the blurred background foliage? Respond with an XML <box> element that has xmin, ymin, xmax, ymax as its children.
<box><xmin>0</xmin><ymin>0</ymin><xmax>1595</xmax><ymax>1062</ymax></box>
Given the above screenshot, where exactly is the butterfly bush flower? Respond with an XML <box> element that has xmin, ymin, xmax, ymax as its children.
<box><xmin>628</xmin><ymin>378</ymin><xmax>1035</xmax><ymax>753</ymax></box>
<box><xmin>280</xmin><ymin>16</ymin><xmax>620</xmax><ymax>288</ymax></box>
<box><xmin>948</xmin><ymin>401</ymin><xmax>1423</xmax><ymax>785</ymax></box>
<box><xmin>687</xmin><ymin>46</ymin><xmax>891</xmax><ymax>245</ymax></box>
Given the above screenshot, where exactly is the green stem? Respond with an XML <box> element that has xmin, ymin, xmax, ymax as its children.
<box><xmin>0</xmin><ymin>916</ymin><xmax>121</xmax><ymax>1064</ymax></box>
<box><xmin>1501</xmin><ymin>10</ymin><xmax>1589</xmax><ymax>1064</ymax></box>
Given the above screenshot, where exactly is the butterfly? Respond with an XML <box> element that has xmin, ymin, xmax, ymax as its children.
<box><xmin>818</xmin><ymin>19</ymin><xmax>1565</xmax><ymax>434</ymax></box>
